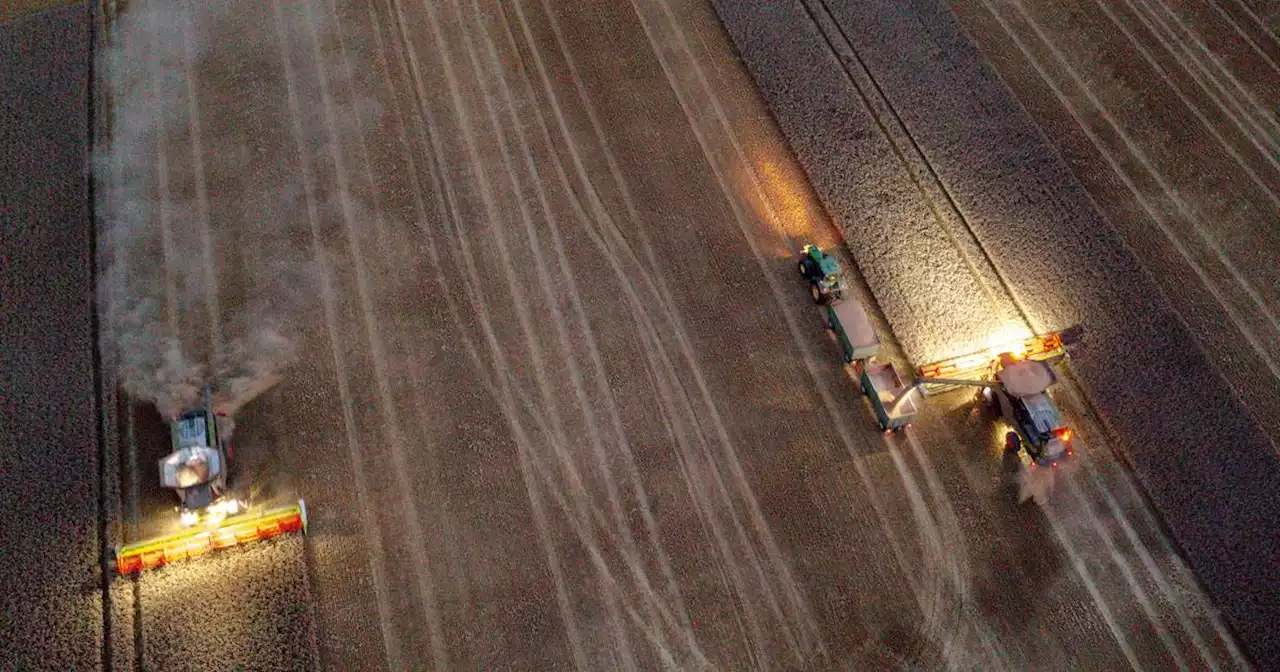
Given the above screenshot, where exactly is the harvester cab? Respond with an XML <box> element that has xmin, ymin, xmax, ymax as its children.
<box><xmin>797</xmin><ymin>243</ymin><xmax>844</xmax><ymax>304</ymax></box>
<box><xmin>916</xmin><ymin>332</ymin><xmax>1076</xmax><ymax>469</ymax></box>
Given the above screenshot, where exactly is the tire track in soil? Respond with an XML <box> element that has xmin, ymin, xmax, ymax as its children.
<box><xmin>503</xmin><ymin>1</ymin><xmax>789</xmax><ymax>664</ymax></box>
<box><xmin>483</xmin><ymin>4</ymin><xmax>770</xmax><ymax>662</ymax></box>
<box><xmin>1083</xmin><ymin>0</ymin><xmax>1280</xmax><ymax>205</ymax></box>
<box><xmin>515</xmin><ymin>2</ymin><xmax>847</xmax><ymax>663</ymax></box>
<box><xmin>302</xmin><ymin>0</ymin><xmax>450</xmax><ymax>664</ymax></box>
<box><xmin>1205</xmin><ymin>0</ymin><xmax>1280</xmax><ymax>68</ymax></box>
<box><xmin>455</xmin><ymin>2</ymin><xmax>702</xmax><ymax>663</ymax></box>
<box><xmin>379</xmin><ymin>0</ymin><xmax>592</xmax><ymax>664</ymax></box>
<box><xmin>493</xmin><ymin>7</ymin><xmax>763</xmax><ymax>661</ymax></box>
<box><xmin>403</xmin><ymin>2</ymin><xmax>718</xmax><ymax>665</ymax></box>
<box><xmin>1211</xmin><ymin>0</ymin><xmax>1280</xmax><ymax>52</ymax></box>
<box><xmin>389</xmin><ymin>0</ymin><xmax>844</xmax><ymax>660</ymax></box>
<box><xmin>424</xmin><ymin>2</ymin><xmax>641</xmax><ymax>664</ymax></box>
<box><xmin>268</xmin><ymin>0</ymin><xmax>401</xmax><ymax>666</ymax></box>
<box><xmin>493</xmin><ymin>4</ymin><xmax>766</xmax><ymax>663</ymax></box>
<box><xmin>1029</xmin><ymin>0</ymin><xmax>1280</xmax><ymax>337</ymax></box>
<box><xmin>1139</xmin><ymin>0</ymin><xmax>1280</xmax><ymax>140</ymax></box>
<box><xmin>508</xmin><ymin>12</ymin><xmax>790</xmax><ymax>671</ymax></box>
<box><xmin>469</xmin><ymin>0</ymin><xmax>699</xmax><ymax>643</ymax></box>
<box><xmin>379</xmin><ymin>3</ymin><xmax>680</xmax><ymax>666</ymax></box>
<box><xmin>363</xmin><ymin>0</ymin><xmax>483</xmax><ymax>653</ymax></box>
<box><xmin>497</xmin><ymin>0</ymin><xmax>803</xmax><ymax>663</ymax></box>
<box><xmin>1050</xmin><ymin>382</ymin><xmax>1249</xmax><ymax>668</ymax></box>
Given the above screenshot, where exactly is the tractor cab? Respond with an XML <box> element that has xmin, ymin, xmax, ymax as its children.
<box><xmin>797</xmin><ymin>244</ymin><xmax>845</xmax><ymax>304</ymax></box>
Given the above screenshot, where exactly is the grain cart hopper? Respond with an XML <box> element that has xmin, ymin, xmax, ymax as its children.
<box><xmin>825</xmin><ymin>298</ymin><xmax>880</xmax><ymax>364</ymax></box>
<box><xmin>916</xmin><ymin>333</ymin><xmax>1075</xmax><ymax>468</ymax></box>
<box><xmin>860</xmin><ymin>360</ymin><xmax>918</xmax><ymax>432</ymax></box>
<box><xmin>115</xmin><ymin>387</ymin><xmax>307</xmax><ymax>574</ymax></box>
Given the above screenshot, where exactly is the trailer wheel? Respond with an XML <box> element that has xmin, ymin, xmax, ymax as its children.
<box><xmin>1004</xmin><ymin>431</ymin><xmax>1021</xmax><ymax>454</ymax></box>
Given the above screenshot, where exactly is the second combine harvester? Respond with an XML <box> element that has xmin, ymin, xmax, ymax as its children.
<box><xmin>916</xmin><ymin>332</ymin><xmax>1078</xmax><ymax>470</ymax></box>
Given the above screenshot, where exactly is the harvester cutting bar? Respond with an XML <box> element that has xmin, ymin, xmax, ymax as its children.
<box><xmin>116</xmin><ymin>500</ymin><xmax>308</xmax><ymax>575</ymax></box>
<box><xmin>917</xmin><ymin>332</ymin><xmax>1064</xmax><ymax>380</ymax></box>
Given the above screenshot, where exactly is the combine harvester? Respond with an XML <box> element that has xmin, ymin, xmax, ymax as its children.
<box><xmin>915</xmin><ymin>332</ymin><xmax>1078</xmax><ymax>470</ymax></box>
<box><xmin>115</xmin><ymin>387</ymin><xmax>307</xmax><ymax>574</ymax></box>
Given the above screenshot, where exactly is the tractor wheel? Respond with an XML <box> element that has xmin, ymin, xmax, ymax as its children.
<box><xmin>798</xmin><ymin>260</ymin><xmax>809</xmax><ymax>277</ymax></box>
<box><xmin>810</xmin><ymin>285</ymin><xmax>824</xmax><ymax>304</ymax></box>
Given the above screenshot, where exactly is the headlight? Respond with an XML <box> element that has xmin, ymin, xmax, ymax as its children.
<box><xmin>180</xmin><ymin>510</ymin><xmax>199</xmax><ymax>527</ymax></box>
<box><xmin>207</xmin><ymin>499</ymin><xmax>243</xmax><ymax>517</ymax></box>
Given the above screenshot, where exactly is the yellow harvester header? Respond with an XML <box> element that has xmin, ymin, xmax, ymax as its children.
<box><xmin>115</xmin><ymin>500</ymin><xmax>307</xmax><ymax>575</ymax></box>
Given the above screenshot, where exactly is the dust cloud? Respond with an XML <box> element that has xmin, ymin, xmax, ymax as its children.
<box><xmin>95</xmin><ymin>0</ymin><xmax>379</xmax><ymax>421</ymax></box>
<box><xmin>1017</xmin><ymin>455</ymin><xmax>1081</xmax><ymax>506</ymax></box>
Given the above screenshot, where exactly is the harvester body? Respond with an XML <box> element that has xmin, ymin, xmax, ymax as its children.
<box><xmin>982</xmin><ymin>356</ymin><xmax>1073</xmax><ymax>467</ymax></box>
<box><xmin>115</xmin><ymin>386</ymin><xmax>307</xmax><ymax>574</ymax></box>
<box><xmin>917</xmin><ymin>334</ymin><xmax>1075</xmax><ymax>468</ymax></box>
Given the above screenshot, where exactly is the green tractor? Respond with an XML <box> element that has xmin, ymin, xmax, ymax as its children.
<box><xmin>797</xmin><ymin>244</ymin><xmax>844</xmax><ymax>304</ymax></box>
